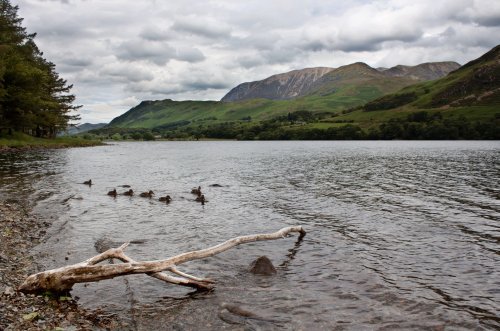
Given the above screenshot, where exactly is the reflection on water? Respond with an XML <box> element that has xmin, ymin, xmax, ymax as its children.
<box><xmin>1</xmin><ymin>141</ymin><xmax>499</xmax><ymax>330</ymax></box>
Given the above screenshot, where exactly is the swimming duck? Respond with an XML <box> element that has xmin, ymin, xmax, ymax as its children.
<box><xmin>107</xmin><ymin>189</ymin><xmax>117</xmax><ymax>197</ymax></box>
<box><xmin>83</xmin><ymin>179</ymin><xmax>92</xmax><ymax>186</ymax></box>
<box><xmin>123</xmin><ymin>189</ymin><xmax>134</xmax><ymax>196</ymax></box>
<box><xmin>195</xmin><ymin>194</ymin><xmax>206</xmax><ymax>205</ymax></box>
<box><xmin>191</xmin><ymin>186</ymin><xmax>202</xmax><ymax>195</ymax></box>
<box><xmin>139</xmin><ymin>190</ymin><xmax>154</xmax><ymax>198</ymax></box>
<box><xmin>159</xmin><ymin>195</ymin><xmax>172</xmax><ymax>203</ymax></box>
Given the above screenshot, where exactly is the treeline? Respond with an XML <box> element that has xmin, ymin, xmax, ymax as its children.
<box><xmin>172</xmin><ymin>111</ymin><xmax>499</xmax><ymax>140</ymax></box>
<box><xmin>0</xmin><ymin>0</ymin><xmax>78</xmax><ymax>138</ymax></box>
<box><xmin>92</xmin><ymin>110</ymin><xmax>499</xmax><ymax>140</ymax></box>
<box><xmin>85</xmin><ymin>127</ymin><xmax>156</xmax><ymax>141</ymax></box>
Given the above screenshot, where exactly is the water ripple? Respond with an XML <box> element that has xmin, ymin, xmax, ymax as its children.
<box><xmin>0</xmin><ymin>140</ymin><xmax>499</xmax><ymax>330</ymax></box>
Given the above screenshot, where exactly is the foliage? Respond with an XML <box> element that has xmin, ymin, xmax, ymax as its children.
<box><xmin>0</xmin><ymin>131</ymin><xmax>101</xmax><ymax>148</ymax></box>
<box><xmin>94</xmin><ymin>110</ymin><xmax>499</xmax><ymax>141</ymax></box>
<box><xmin>364</xmin><ymin>92</ymin><xmax>418</xmax><ymax>111</ymax></box>
<box><xmin>0</xmin><ymin>0</ymin><xmax>79</xmax><ymax>138</ymax></box>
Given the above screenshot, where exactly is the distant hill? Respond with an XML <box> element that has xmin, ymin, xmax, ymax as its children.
<box><xmin>363</xmin><ymin>45</ymin><xmax>500</xmax><ymax>111</ymax></box>
<box><xmin>221</xmin><ymin>61</ymin><xmax>459</xmax><ymax>102</ymax></box>
<box><xmin>64</xmin><ymin>123</ymin><xmax>107</xmax><ymax>135</ymax></box>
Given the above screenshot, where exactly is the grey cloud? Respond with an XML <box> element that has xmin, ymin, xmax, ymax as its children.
<box><xmin>449</xmin><ymin>1</ymin><xmax>500</xmax><ymax>27</ymax></box>
<box><xmin>262</xmin><ymin>47</ymin><xmax>300</xmax><ymax>65</ymax></box>
<box><xmin>139</xmin><ymin>27</ymin><xmax>172</xmax><ymax>41</ymax></box>
<box><xmin>56</xmin><ymin>57</ymin><xmax>93</xmax><ymax>73</ymax></box>
<box><xmin>183</xmin><ymin>80</ymin><xmax>230</xmax><ymax>91</ymax></box>
<box><xmin>116</xmin><ymin>40</ymin><xmax>176</xmax><ymax>65</ymax></box>
<box><xmin>33</xmin><ymin>20</ymin><xmax>95</xmax><ymax>40</ymax></box>
<box><xmin>301</xmin><ymin>40</ymin><xmax>330</xmax><ymax>52</ymax></box>
<box><xmin>127</xmin><ymin>75</ymin><xmax>230</xmax><ymax>97</ymax></box>
<box><xmin>100</xmin><ymin>65</ymin><xmax>154</xmax><ymax>83</ymax></box>
<box><xmin>231</xmin><ymin>33</ymin><xmax>281</xmax><ymax>51</ymax></box>
<box><xmin>335</xmin><ymin>28</ymin><xmax>423</xmax><ymax>52</ymax></box>
<box><xmin>62</xmin><ymin>57</ymin><xmax>93</xmax><ymax>67</ymax></box>
<box><xmin>474</xmin><ymin>14</ymin><xmax>500</xmax><ymax>27</ymax></box>
<box><xmin>116</xmin><ymin>40</ymin><xmax>206</xmax><ymax>65</ymax></box>
<box><xmin>176</xmin><ymin>47</ymin><xmax>205</xmax><ymax>63</ymax></box>
<box><xmin>126</xmin><ymin>82</ymin><xmax>184</xmax><ymax>96</ymax></box>
<box><xmin>171</xmin><ymin>17</ymin><xmax>232</xmax><ymax>39</ymax></box>
<box><xmin>236</xmin><ymin>55</ymin><xmax>265</xmax><ymax>69</ymax></box>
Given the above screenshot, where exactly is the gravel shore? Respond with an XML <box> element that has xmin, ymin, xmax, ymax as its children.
<box><xmin>0</xmin><ymin>201</ymin><xmax>125</xmax><ymax>330</ymax></box>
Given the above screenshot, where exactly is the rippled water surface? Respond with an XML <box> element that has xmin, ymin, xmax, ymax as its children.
<box><xmin>1</xmin><ymin>141</ymin><xmax>499</xmax><ymax>330</ymax></box>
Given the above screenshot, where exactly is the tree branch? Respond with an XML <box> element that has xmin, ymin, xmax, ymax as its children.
<box><xmin>19</xmin><ymin>226</ymin><xmax>306</xmax><ymax>294</ymax></box>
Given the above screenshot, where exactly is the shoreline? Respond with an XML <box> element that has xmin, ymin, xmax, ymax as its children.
<box><xmin>0</xmin><ymin>200</ymin><xmax>125</xmax><ymax>330</ymax></box>
<box><xmin>0</xmin><ymin>133</ymin><xmax>103</xmax><ymax>153</ymax></box>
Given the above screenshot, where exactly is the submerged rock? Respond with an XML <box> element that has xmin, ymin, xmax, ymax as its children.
<box><xmin>249</xmin><ymin>256</ymin><xmax>276</xmax><ymax>275</ymax></box>
<box><xmin>94</xmin><ymin>237</ymin><xmax>115</xmax><ymax>253</ymax></box>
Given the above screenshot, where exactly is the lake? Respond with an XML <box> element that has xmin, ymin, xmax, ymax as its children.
<box><xmin>0</xmin><ymin>141</ymin><xmax>499</xmax><ymax>330</ymax></box>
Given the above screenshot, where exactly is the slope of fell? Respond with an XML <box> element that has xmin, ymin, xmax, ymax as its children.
<box><xmin>221</xmin><ymin>67</ymin><xmax>334</xmax><ymax>102</ymax></box>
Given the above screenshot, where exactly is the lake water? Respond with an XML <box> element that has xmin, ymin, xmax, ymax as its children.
<box><xmin>0</xmin><ymin>141</ymin><xmax>499</xmax><ymax>330</ymax></box>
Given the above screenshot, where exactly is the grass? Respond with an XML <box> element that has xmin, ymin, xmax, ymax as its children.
<box><xmin>0</xmin><ymin>131</ymin><xmax>102</xmax><ymax>150</ymax></box>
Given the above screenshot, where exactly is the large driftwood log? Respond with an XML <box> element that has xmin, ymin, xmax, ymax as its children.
<box><xmin>19</xmin><ymin>226</ymin><xmax>306</xmax><ymax>294</ymax></box>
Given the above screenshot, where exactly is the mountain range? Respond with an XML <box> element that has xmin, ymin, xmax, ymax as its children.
<box><xmin>221</xmin><ymin>61</ymin><xmax>460</xmax><ymax>102</ymax></box>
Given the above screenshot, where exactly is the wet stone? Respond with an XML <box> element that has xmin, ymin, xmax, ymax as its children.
<box><xmin>248</xmin><ymin>256</ymin><xmax>277</xmax><ymax>275</ymax></box>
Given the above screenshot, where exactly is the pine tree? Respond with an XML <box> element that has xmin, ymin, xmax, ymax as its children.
<box><xmin>0</xmin><ymin>0</ymin><xmax>79</xmax><ymax>137</ymax></box>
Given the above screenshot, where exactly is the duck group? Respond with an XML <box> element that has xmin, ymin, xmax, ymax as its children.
<box><xmin>83</xmin><ymin>179</ymin><xmax>212</xmax><ymax>206</ymax></box>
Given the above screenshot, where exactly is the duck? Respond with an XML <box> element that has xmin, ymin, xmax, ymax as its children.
<box><xmin>191</xmin><ymin>186</ymin><xmax>202</xmax><ymax>195</ymax></box>
<box><xmin>195</xmin><ymin>194</ymin><xmax>206</xmax><ymax>205</ymax></box>
<box><xmin>83</xmin><ymin>179</ymin><xmax>92</xmax><ymax>186</ymax></box>
<box><xmin>123</xmin><ymin>189</ymin><xmax>134</xmax><ymax>196</ymax></box>
<box><xmin>139</xmin><ymin>190</ymin><xmax>154</xmax><ymax>198</ymax></box>
<box><xmin>107</xmin><ymin>189</ymin><xmax>117</xmax><ymax>197</ymax></box>
<box><xmin>159</xmin><ymin>195</ymin><xmax>172</xmax><ymax>203</ymax></box>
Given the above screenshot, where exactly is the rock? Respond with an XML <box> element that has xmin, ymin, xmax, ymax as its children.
<box><xmin>209</xmin><ymin>184</ymin><xmax>223</xmax><ymax>187</ymax></box>
<box><xmin>22</xmin><ymin>312</ymin><xmax>40</xmax><ymax>321</ymax></box>
<box><xmin>94</xmin><ymin>236</ymin><xmax>115</xmax><ymax>253</ymax></box>
<box><xmin>0</xmin><ymin>252</ymin><xmax>9</xmax><ymax>262</ymax></box>
<box><xmin>3</xmin><ymin>286</ymin><xmax>15</xmax><ymax>296</ymax></box>
<box><xmin>248</xmin><ymin>256</ymin><xmax>277</xmax><ymax>275</ymax></box>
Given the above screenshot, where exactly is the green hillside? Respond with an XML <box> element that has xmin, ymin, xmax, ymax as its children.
<box><xmin>108</xmin><ymin>65</ymin><xmax>422</xmax><ymax>130</ymax></box>
<box><xmin>361</xmin><ymin>45</ymin><xmax>500</xmax><ymax>112</ymax></box>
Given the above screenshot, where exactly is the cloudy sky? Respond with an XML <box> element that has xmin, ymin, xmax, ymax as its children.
<box><xmin>13</xmin><ymin>0</ymin><xmax>500</xmax><ymax>123</ymax></box>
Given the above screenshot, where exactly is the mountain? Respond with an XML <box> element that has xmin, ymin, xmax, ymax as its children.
<box><xmin>221</xmin><ymin>62</ymin><xmax>460</xmax><ymax>102</ymax></box>
<box><xmin>381</xmin><ymin>62</ymin><xmax>460</xmax><ymax>81</ymax></box>
<box><xmin>221</xmin><ymin>67</ymin><xmax>334</xmax><ymax>102</ymax></box>
<box><xmin>363</xmin><ymin>45</ymin><xmax>500</xmax><ymax>111</ymax></box>
<box><xmin>64</xmin><ymin>123</ymin><xmax>107</xmax><ymax>135</ymax></box>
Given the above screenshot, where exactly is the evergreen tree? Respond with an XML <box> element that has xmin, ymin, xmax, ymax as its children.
<box><xmin>0</xmin><ymin>0</ymin><xmax>79</xmax><ymax>137</ymax></box>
